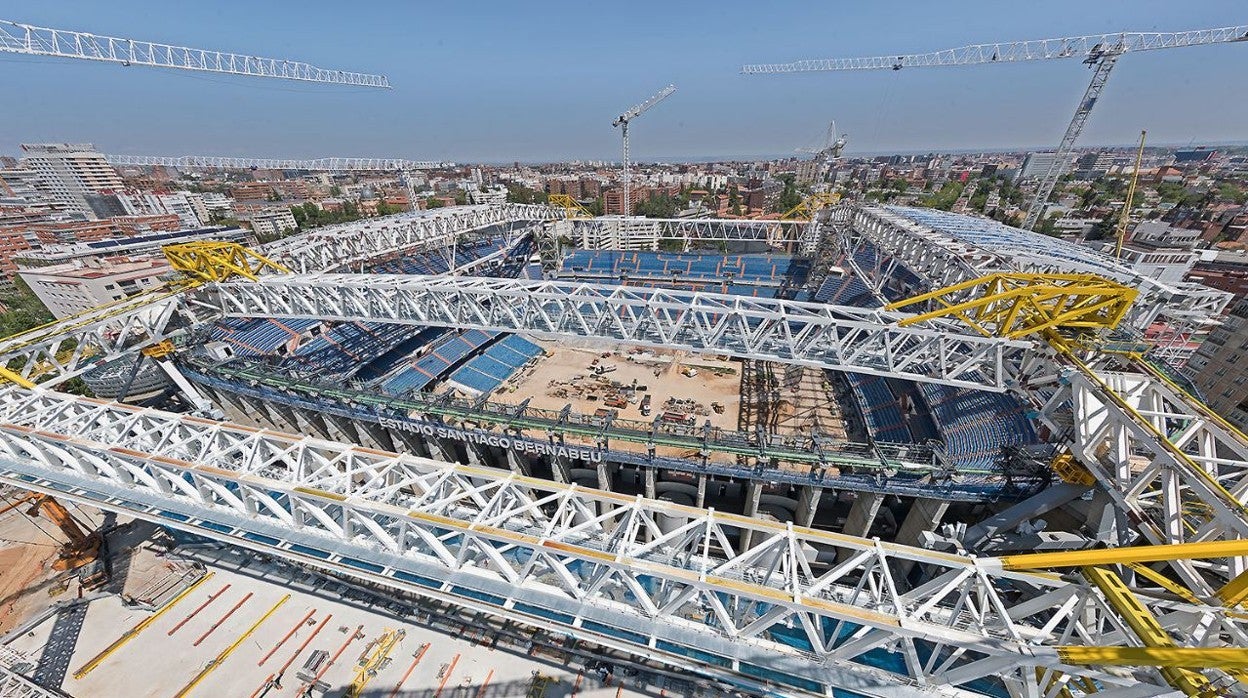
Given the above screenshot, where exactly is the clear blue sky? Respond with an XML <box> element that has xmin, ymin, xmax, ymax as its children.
<box><xmin>0</xmin><ymin>1</ymin><xmax>1244</xmax><ymax>162</ymax></box>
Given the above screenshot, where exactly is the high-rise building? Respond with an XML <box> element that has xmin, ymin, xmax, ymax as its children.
<box><xmin>1018</xmin><ymin>151</ymin><xmax>1075</xmax><ymax>181</ymax></box>
<box><xmin>1185</xmin><ymin>298</ymin><xmax>1248</xmax><ymax>432</ymax></box>
<box><xmin>19</xmin><ymin>143</ymin><xmax>125</xmax><ymax>218</ymax></box>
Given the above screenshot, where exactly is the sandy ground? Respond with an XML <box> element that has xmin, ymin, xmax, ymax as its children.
<box><xmin>494</xmin><ymin>339</ymin><xmax>740</xmax><ymax>429</ymax></box>
<box><xmin>5</xmin><ymin>553</ymin><xmax>691</xmax><ymax>698</ymax></box>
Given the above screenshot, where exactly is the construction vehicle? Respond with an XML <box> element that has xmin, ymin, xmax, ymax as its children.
<box><xmin>0</xmin><ymin>492</ymin><xmax>103</xmax><ymax>574</ymax></box>
<box><xmin>639</xmin><ymin>394</ymin><xmax>652</xmax><ymax>416</ymax></box>
<box><xmin>604</xmin><ymin>396</ymin><xmax>627</xmax><ymax>409</ymax></box>
<box><xmin>681</xmin><ymin>367</ymin><xmax>698</xmax><ymax>378</ymax></box>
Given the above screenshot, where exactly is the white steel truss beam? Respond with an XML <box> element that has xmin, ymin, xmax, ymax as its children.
<box><xmin>0</xmin><ymin>19</ymin><xmax>390</xmax><ymax>87</ymax></box>
<box><xmin>107</xmin><ymin>154</ymin><xmax>448</xmax><ymax>171</ymax></box>
<box><xmin>260</xmin><ymin>204</ymin><xmax>561</xmax><ymax>274</ymax></box>
<box><xmin>741</xmin><ymin>25</ymin><xmax>1248</xmax><ymax>74</ymax></box>
<box><xmin>0</xmin><ymin>386</ymin><xmax>1234</xmax><ymax>696</ymax></box>
<box><xmin>0</xmin><ymin>286</ymin><xmax>208</xmax><ymax>387</ymax></box>
<box><xmin>200</xmin><ymin>273</ymin><xmax>1029</xmax><ymax>390</ymax></box>
<box><xmin>1034</xmin><ymin>358</ymin><xmax>1248</xmax><ymax>593</ymax></box>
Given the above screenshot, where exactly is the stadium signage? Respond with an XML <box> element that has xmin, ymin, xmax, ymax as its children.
<box><xmin>377</xmin><ymin>416</ymin><xmax>603</xmax><ymax>463</ymax></box>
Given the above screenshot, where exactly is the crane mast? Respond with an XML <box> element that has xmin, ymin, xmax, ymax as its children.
<box><xmin>612</xmin><ymin>85</ymin><xmax>676</xmax><ymax>216</ymax></box>
<box><xmin>742</xmin><ymin>24</ymin><xmax>1248</xmax><ymax>229</ymax></box>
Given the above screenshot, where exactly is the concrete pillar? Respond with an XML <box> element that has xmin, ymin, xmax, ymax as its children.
<box><xmin>428</xmin><ymin>437</ymin><xmax>459</xmax><ymax>464</ymax></box>
<box><xmin>464</xmin><ymin>441</ymin><xmax>486</xmax><ymax>467</ymax></box>
<box><xmin>361</xmin><ymin>422</ymin><xmax>397</xmax><ymax>452</ymax></box>
<box><xmin>892</xmin><ymin>497</ymin><xmax>950</xmax><ymax>579</ymax></box>
<box><xmin>695</xmin><ymin>474</ymin><xmax>708</xmax><ymax>509</ymax></box>
<box><xmin>643</xmin><ymin>468</ymin><xmax>657</xmax><ymax>500</ymax></box>
<box><xmin>838</xmin><ymin>491</ymin><xmax>884</xmax><ymax>562</ymax></box>
<box><xmin>549</xmin><ymin>455</ymin><xmax>572</xmax><ymax>484</ymax></box>
<box><xmin>596</xmin><ymin>461</ymin><xmax>614</xmax><ymax>492</ymax></box>
<box><xmin>794</xmin><ymin>485</ymin><xmax>823</xmax><ymax>528</ymax></box>
<box><xmin>326</xmin><ymin>413</ymin><xmax>368</xmax><ymax>447</ymax></box>
<box><xmin>504</xmin><ymin>448</ymin><xmax>532</xmax><ymax>476</ymax></box>
<box><xmin>738</xmin><ymin>481</ymin><xmax>764</xmax><ymax>553</ymax></box>
<box><xmin>842</xmin><ymin>492</ymin><xmax>883</xmax><ymax>539</ymax></box>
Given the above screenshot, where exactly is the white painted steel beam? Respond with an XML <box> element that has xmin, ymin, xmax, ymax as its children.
<box><xmin>742</xmin><ymin>25</ymin><xmax>1248</xmax><ymax>73</ymax></box>
<box><xmin>0</xmin><ymin>386</ymin><xmax>1232</xmax><ymax>696</ymax></box>
<box><xmin>0</xmin><ymin>18</ymin><xmax>390</xmax><ymax>87</ymax></box>
<box><xmin>107</xmin><ymin>154</ymin><xmax>448</xmax><ymax>171</ymax></box>
<box><xmin>201</xmin><ymin>273</ymin><xmax>1029</xmax><ymax>390</ymax></box>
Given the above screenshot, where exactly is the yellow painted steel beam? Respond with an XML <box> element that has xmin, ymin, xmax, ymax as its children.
<box><xmin>548</xmin><ymin>194</ymin><xmax>593</xmax><ymax>219</ymax></box>
<box><xmin>1219</xmin><ymin>568</ymin><xmax>1248</xmax><ymax>607</ymax></box>
<box><xmin>1001</xmin><ymin>539</ymin><xmax>1248</xmax><ymax>571</ymax></box>
<box><xmin>0</xmin><ymin>366</ymin><xmax>35</xmax><ymax>389</ymax></box>
<box><xmin>172</xmin><ymin>594</ymin><xmax>290</xmax><ymax>698</ymax></box>
<box><xmin>1058</xmin><ymin>646</ymin><xmax>1248</xmax><ymax>670</ymax></box>
<box><xmin>1080</xmin><ymin>566</ymin><xmax>1212</xmax><ymax>696</ymax></box>
<box><xmin>886</xmin><ymin>272</ymin><xmax>1137</xmax><ymax>340</ymax></box>
<box><xmin>781</xmin><ymin>191</ymin><xmax>840</xmax><ymax>221</ymax></box>
<box><xmin>163</xmin><ymin>241</ymin><xmax>290</xmax><ymax>283</ymax></box>
<box><xmin>73</xmin><ymin>571</ymin><xmax>215</xmax><ymax>679</ymax></box>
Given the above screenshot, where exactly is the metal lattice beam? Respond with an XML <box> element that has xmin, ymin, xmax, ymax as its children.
<box><xmin>741</xmin><ymin>25</ymin><xmax>1248</xmax><ymax>73</ymax></box>
<box><xmin>0</xmin><ymin>18</ymin><xmax>390</xmax><ymax>87</ymax></box>
<box><xmin>202</xmin><ymin>273</ymin><xmax>1030</xmax><ymax>390</ymax></box>
<box><xmin>259</xmin><ymin>204</ymin><xmax>561</xmax><ymax>274</ymax></box>
<box><xmin>0</xmin><ymin>287</ymin><xmax>207</xmax><ymax>387</ymax></box>
<box><xmin>1</xmin><ymin>385</ymin><xmax>1241</xmax><ymax>696</ymax></box>
<box><xmin>888</xmin><ymin>273</ymin><xmax>1138</xmax><ymax>340</ymax></box>
<box><xmin>107</xmin><ymin>154</ymin><xmax>448</xmax><ymax>171</ymax></box>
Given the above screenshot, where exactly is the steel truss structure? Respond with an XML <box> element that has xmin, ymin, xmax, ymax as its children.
<box><xmin>202</xmin><ymin>273</ymin><xmax>1029</xmax><ymax>390</ymax></box>
<box><xmin>740</xmin><ymin>25</ymin><xmax>1248</xmax><ymax>74</ymax></box>
<box><xmin>260</xmin><ymin>204</ymin><xmax>561</xmax><ymax>274</ymax></box>
<box><xmin>1030</xmin><ymin>355</ymin><xmax>1248</xmax><ymax>594</ymax></box>
<box><xmin>842</xmin><ymin>206</ymin><xmax>1231</xmax><ymax>337</ymax></box>
<box><xmin>0</xmin><ymin>286</ymin><xmax>207</xmax><ymax>387</ymax></box>
<box><xmin>3</xmin><ymin>386</ymin><xmax>1244</xmax><ymax>697</ymax></box>
<box><xmin>0</xmin><ymin>19</ymin><xmax>390</xmax><ymax>87</ymax></box>
<box><xmin>106</xmin><ymin>154</ymin><xmax>448</xmax><ymax>171</ymax></box>
<box><xmin>565</xmin><ymin>216</ymin><xmax>805</xmax><ymax>250</ymax></box>
<box><xmin>0</xmin><ymin>662</ymin><xmax>62</xmax><ymax>698</ymax></box>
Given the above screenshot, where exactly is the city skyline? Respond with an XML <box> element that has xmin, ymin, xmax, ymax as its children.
<box><xmin>1</xmin><ymin>1</ymin><xmax>1245</xmax><ymax>162</ymax></box>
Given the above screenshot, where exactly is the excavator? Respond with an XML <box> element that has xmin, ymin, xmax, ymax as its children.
<box><xmin>0</xmin><ymin>491</ymin><xmax>106</xmax><ymax>588</ymax></box>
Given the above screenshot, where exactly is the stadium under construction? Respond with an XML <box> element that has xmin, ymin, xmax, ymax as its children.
<box><xmin>2</xmin><ymin>201</ymin><xmax>1247</xmax><ymax>698</ymax></box>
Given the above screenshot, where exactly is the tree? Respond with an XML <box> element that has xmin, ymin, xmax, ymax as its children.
<box><xmin>773</xmin><ymin>175</ymin><xmax>802</xmax><ymax>213</ymax></box>
<box><xmin>454</xmin><ymin>189</ymin><xmax>468</xmax><ymax>206</ymax></box>
<box><xmin>376</xmin><ymin>199</ymin><xmax>397</xmax><ymax>216</ymax></box>
<box><xmin>425</xmin><ymin>197</ymin><xmax>446</xmax><ymax>209</ymax></box>
<box><xmin>728</xmin><ymin>186</ymin><xmax>742</xmax><ymax>216</ymax></box>
<box><xmin>329</xmin><ymin>185</ymin><xmax>342</xmax><ymax>197</ymax></box>
<box><xmin>586</xmin><ymin>197</ymin><xmax>604</xmax><ymax>216</ymax></box>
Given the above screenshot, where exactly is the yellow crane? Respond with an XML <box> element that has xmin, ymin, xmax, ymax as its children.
<box><xmin>1115</xmin><ymin>130</ymin><xmax>1147</xmax><ymax>259</ymax></box>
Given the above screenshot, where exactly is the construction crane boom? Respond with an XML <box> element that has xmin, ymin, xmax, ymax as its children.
<box><xmin>613</xmin><ymin>84</ymin><xmax>676</xmax><ymax>217</ymax></box>
<box><xmin>107</xmin><ymin>154</ymin><xmax>448</xmax><ymax>171</ymax></box>
<box><xmin>743</xmin><ymin>24</ymin><xmax>1248</xmax><ymax>230</ymax></box>
<box><xmin>1115</xmin><ymin>130</ymin><xmax>1148</xmax><ymax>259</ymax></box>
<box><xmin>741</xmin><ymin>25</ymin><xmax>1248</xmax><ymax>73</ymax></box>
<box><xmin>0</xmin><ymin>18</ymin><xmax>390</xmax><ymax>88</ymax></box>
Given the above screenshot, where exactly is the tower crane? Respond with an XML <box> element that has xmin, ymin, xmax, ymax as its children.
<box><xmin>743</xmin><ymin>24</ymin><xmax>1248</xmax><ymax>230</ymax></box>
<box><xmin>797</xmin><ymin>121</ymin><xmax>848</xmax><ymax>189</ymax></box>
<box><xmin>612</xmin><ymin>84</ymin><xmax>676</xmax><ymax>217</ymax></box>
<box><xmin>0</xmin><ymin>18</ymin><xmax>390</xmax><ymax>88</ymax></box>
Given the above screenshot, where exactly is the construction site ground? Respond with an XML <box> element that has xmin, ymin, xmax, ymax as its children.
<box><xmin>493</xmin><ymin>340</ymin><xmax>743</xmax><ymax>458</ymax></box>
<box><xmin>1</xmin><ymin>511</ymin><xmax>697</xmax><ymax>698</ymax></box>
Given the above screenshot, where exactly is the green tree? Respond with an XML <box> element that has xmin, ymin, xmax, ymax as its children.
<box><xmin>454</xmin><ymin>189</ymin><xmax>468</xmax><ymax>206</ymax></box>
<box><xmin>586</xmin><ymin>197</ymin><xmax>604</xmax><ymax>216</ymax></box>
<box><xmin>330</xmin><ymin>185</ymin><xmax>342</xmax><ymax>197</ymax></box>
<box><xmin>728</xmin><ymin>186</ymin><xmax>742</xmax><ymax>216</ymax></box>
<box><xmin>773</xmin><ymin>175</ymin><xmax>802</xmax><ymax>213</ymax></box>
<box><xmin>425</xmin><ymin>197</ymin><xmax>446</xmax><ymax>209</ymax></box>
